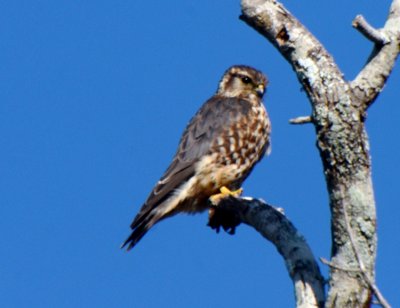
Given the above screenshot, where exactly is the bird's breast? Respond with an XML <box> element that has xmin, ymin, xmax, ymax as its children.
<box><xmin>213</xmin><ymin>104</ymin><xmax>270</xmax><ymax>169</ymax></box>
<box><xmin>197</xmin><ymin>104</ymin><xmax>270</xmax><ymax>191</ymax></box>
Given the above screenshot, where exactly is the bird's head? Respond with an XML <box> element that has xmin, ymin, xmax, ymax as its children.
<box><xmin>217</xmin><ymin>65</ymin><xmax>268</xmax><ymax>100</ymax></box>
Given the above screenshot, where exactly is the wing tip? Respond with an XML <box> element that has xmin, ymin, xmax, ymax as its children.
<box><xmin>121</xmin><ymin>214</ymin><xmax>156</xmax><ymax>252</ymax></box>
<box><xmin>120</xmin><ymin>237</ymin><xmax>133</xmax><ymax>251</ymax></box>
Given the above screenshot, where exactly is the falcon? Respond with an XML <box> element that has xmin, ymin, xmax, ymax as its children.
<box><xmin>122</xmin><ymin>65</ymin><xmax>271</xmax><ymax>250</ymax></box>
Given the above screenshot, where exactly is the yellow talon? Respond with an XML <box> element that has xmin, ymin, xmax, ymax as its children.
<box><xmin>210</xmin><ymin>186</ymin><xmax>243</xmax><ymax>205</ymax></box>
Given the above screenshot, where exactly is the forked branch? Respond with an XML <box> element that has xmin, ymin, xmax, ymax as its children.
<box><xmin>240</xmin><ymin>0</ymin><xmax>400</xmax><ymax>307</ymax></box>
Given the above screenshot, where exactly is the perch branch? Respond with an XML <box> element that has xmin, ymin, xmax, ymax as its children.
<box><xmin>214</xmin><ymin>197</ymin><xmax>325</xmax><ymax>308</ymax></box>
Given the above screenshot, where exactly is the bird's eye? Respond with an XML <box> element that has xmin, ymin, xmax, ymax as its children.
<box><xmin>241</xmin><ymin>76</ymin><xmax>252</xmax><ymax>84</ymax></box>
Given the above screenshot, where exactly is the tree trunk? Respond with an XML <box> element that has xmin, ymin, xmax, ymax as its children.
<box><xmin>225</xmin><ymin>0</ymin><xmax>400</xmax><ymax>306</ymax></box>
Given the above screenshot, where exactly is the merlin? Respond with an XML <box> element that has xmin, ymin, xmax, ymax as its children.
<box><xmin>122</xmin><ymin>65</ymin><xmax>271</xmax><ymax>250</ymax></box>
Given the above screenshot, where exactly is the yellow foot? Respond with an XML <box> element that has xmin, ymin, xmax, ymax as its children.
<box><xmin>209</xmin><ymin>186</ymin><xmax>243</xmax><ymax>206</ymax></box>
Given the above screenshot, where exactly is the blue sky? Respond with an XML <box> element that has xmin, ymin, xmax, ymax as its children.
<box><xmin>1</xmin><ymin>1</ymin><xmax>399</xmax><ymax>307</ymax></box>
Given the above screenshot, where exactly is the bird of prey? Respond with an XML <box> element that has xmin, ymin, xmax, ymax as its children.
<box><xmin>122</xmin><ymin>65</ymin><xmax>271</xmax><ymax>250</ymax></box>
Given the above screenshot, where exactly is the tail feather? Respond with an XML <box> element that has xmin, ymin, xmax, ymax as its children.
<box><xmin>121</xmin><ymin>213</ymin><xmax>157</xmax><ymax>251</ymax></box>
<box><xmin>122</xmin><ymin>196</ymin><xmax>179</xmax><ymax>251</ymax></box>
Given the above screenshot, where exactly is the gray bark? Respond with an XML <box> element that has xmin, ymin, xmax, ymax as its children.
<box><xmin>231</xmin><ymin>0</ymin><xmax>400</xmax><ymax>307</ymax></box>
<box><xmin>215</xmin><ymin>197</ymin><xmax>325</xmax><ymax>308</ymax></box>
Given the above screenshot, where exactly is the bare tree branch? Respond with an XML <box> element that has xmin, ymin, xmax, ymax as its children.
<box><xmin>351</xmin><ymin>0</ymin><xmax>400</xmax><ymax>110</ymax></box>
<box><xmin>320</xmin><ymin>257</ymin><xmax>359</xmax><ymax>273</ymax></box>
<box><xmin>352</xmin><ymin>15</ymin><xmax>389</xmax><ymax>45</ymax></box>
<box><xmin>240</xmin><ymin>0</ymin><xmax>346</xmax><ymax>105</ymax></box>
<box><xmin>289</xmin><ymin>116</ymin><xmax>313</xmax><ymax>125</ymax></box>
<box><xmin>240</xmin><ymin>0</ymin><xmax>400</xmax><ymax>307</ymax></box>
<box><xmin>213</xmin><ymin>197</ymin><xmax>325</xmax><ymax>308</ymax></box>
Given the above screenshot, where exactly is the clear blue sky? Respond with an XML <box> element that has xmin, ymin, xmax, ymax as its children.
<box><xmin>1</xmin><ymin>1</ymin><xmax>399</xmax><ymax>307</ymax></box>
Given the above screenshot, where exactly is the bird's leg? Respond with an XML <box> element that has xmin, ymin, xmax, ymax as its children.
<box><xmin>208</xmin><ymin>186</ymin><xmax>243</xmax><ymax>234</ymax></box>
<box><xmin>209</xmin><ymin>186</ymin><xmax>243</xmax><ymax>206</ymax></box>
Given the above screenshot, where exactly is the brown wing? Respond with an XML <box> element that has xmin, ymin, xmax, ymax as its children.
<box><xmin>129</xmin><ymin>96</ymin><xmax>252</xmax><ymax>229</ymax></box>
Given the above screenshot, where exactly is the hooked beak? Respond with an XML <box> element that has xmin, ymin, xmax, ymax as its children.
<box><xmin>256</xmin><ymin>84</ymin><xmax>265</xmax><ymax>98</ymax></box>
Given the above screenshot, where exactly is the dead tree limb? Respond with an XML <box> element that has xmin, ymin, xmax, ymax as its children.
<box><xmin>213</xmin><ymin>197</ymin><xmax>325</xmax><ymax>308</ymax></box>
<box><xmin>235</xmin><ymin>0</ymin><xmax>400</xmax><ymax>307</ymax></box>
